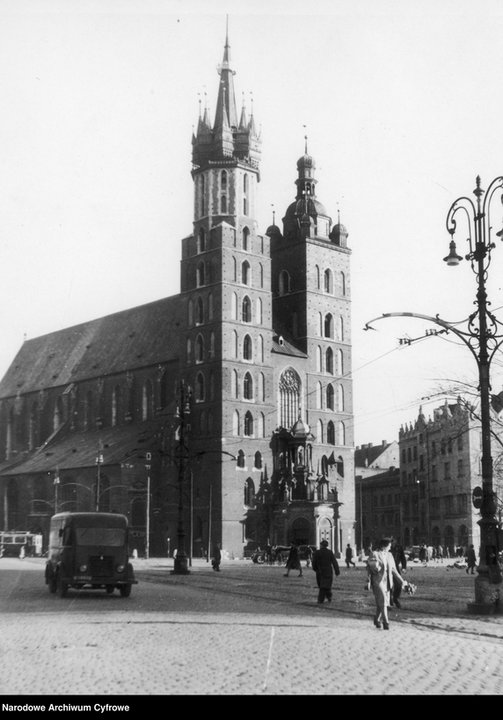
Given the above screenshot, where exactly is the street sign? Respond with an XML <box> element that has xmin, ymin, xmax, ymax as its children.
<box><xmin>472</xmin><ymin>486</ymin><xmax>483</xmax><ymax>509</ymax></box>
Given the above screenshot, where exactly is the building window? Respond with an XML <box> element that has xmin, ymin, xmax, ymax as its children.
<box><xmin>325</xmin><ymin>347</ymin><xmax>334</xmax><ymax>374</ymax></box>
<box><xmin>196</xmin><ymin>297</ymin><xmax>204</xmax><ymax>325</ymax></box>
<box><xmin>188</xmin><ymin>298</ymin><xmax>194</xmax><ymax>326</ymax></box>
<box><xmin>142</xmin><ymin>380</ymin><xmax>153</xmax><ymax>420</ymax></box>
<box><xmin>326</xmin><ymin>384</ymin><xmax>334</xmax><ymax>410</ymax></box>
<box><xmin>243</xmin><ymin>334</ymin><xmax>252</xmax><ymax>361</ymax></box>
<box><xmin>324</xmin><ymin>313</ymin><xmax>333</xmax><ymax>338</ymax></box>
<box><xmin>196</xmin><ymin>372</ymin><xmax>205</xmax><ymax>403</ymax></box>
<box><xmin>221</xmin><ymin>195</ymin><xmax>227</xmax><ymax>213</ymax></box>
<box><xmin>111</xmin><ymin>386</ymin><xmax>121</xmax><ymax>427</ymax></box>
<box><xmin>237</xmin><ymin>449</ymin><xmax>245</xmax><ymax>468</ymax></box>
<box><xmin>242</xmin><ymin>227</ymin><xmax>250</xmax><ymax>251</ymax></box>
<box><xmin>244</xmin><ymin>372</ymin><xmax>253</xmax><ymax>400</ymax></box>
<box><xmin>233</xmin><ymin>330</ymin><xmax>239</xmax><ymax>358</ymax></box>
<box><xmin>186</xmin><ymin>338</ymin><xmax>192</xmax><ymax>364</ymax></box>
<box><xmin>259</xmin><ymin>373</ymin><xmax>265</xmax><ymax>402</ymax></box>
<box><xmin>242</xmin><ymin>261</ymin><xmax>251</xmax><ymax>285</ymax></box>
<box><xmin>259</xmin><ymin>263</ymin><xmax>264</xmax><ymax>288</ymax></box>
<box><xmin>208</xmin><ymin>293</ymin><xmax>214</xmax><ymax>320</ymax></box>
<box><xmin>242</xmin><ymin>296</ymin><xmax>252</xmax><ymax>323</ymax></box>
<box><xmin>244</xmin><ymin>477</ymin><xmax>255</xmax><ymax>506</ymax></box>
<box><xmin>244</xmin><ymin>411</ymin><xmax>254</xmax><ymax>437</ymax></box>
<box><xmin>324</xmin><ymin>269</ymin><xmax>333</xmax><ymax>293</ymax></box>
<box><xmin>279</xmin><ymin>368</ymin><xmax>301</xmax><ymax>430</ymax></box>
<box><xmin>444</xmin><ymin>462</ymin><xmax>450</xmax><ymax>480</ymax></box>
<box><xmin>339</xmin><ymin>316</ymin><xmax>344</xmax><ymax>341</ymax></box>
<box><xmin>209</xmin><ymin>332</ymin><xmax>215</xmax><ymax>359</ymax></box>
<box><xmin>338</xmin><ymin>349</ymin><xmax>344</xmax><ymax>376</ymax></box>
<box><xmin>327</xmin><ymin>421</ymin><xmax>335</xmax><ymax>445</ymax></box>
<box><xmin>195</xmin><ymin>334</ymin><xmax>204</xmax><ymax>363</ymax></box>
<box><xmin>254</xmin><ymin>451</ymin><xmax>262</xmax><ymax>469</ymax></box>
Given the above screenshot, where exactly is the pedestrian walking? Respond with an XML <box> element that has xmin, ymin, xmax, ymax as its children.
<box><xmin>466</xmin><ymin>544</ymin><xmax>477</xmax><ymax>574</ymax></box>
<box><xmin>211</xmin><ymin>543</ymin><xmax>221</xmax><ymax>571</ymax></box>
<box><xmin>345</xmin><ymin>543</ymin><xmax>356</xmax><ymax>568</ymax></box>
<box><xmin>311</xmin><ymin>540</ymin><xmax>340</xmax><ymax>603</ymax></box>
<box><xmin>366</xmin><ymin>537</ymin><xmax>408</xmax><ymax>630</ymax></box>
<box><xmin>390</xmin><ymin>539</ymin><xmax>407</xmax><ymax>609</ymax></box>
<box><xmin>284</xmin><ymin>543</ymin><xmax>302</xmax><ymax>577</ymax></box>
<box><xmin>419</xmin><ymin>544</ymin><xmax>427</xmax><ymax>565</ymax></box>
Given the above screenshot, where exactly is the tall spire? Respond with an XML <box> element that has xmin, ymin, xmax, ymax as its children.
<box><xmin>214</xmin><ymin>16</ymin><xmax>238</xmax><ymax>131</ymax></box>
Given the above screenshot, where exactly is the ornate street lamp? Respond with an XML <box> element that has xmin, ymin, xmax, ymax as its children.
<box><xmin>365</xmin><ymin>175</ymin><xmax>503</xmax><ymax>613</ymax></box>
<box><xmin>444</xmin><ymin>175</ymin><xmax>503</xmax><ymax>613</ymax></box>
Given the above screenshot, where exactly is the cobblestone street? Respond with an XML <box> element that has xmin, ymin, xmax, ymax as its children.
<box><xmin>1</xmin><ymin>556</ymin><xmax>502</xmax><ymax>699</ymax></box>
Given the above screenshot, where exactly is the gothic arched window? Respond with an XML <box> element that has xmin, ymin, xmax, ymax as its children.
<box><xmin>244</xmin><ymin>411</ymin><xmax>254</xmax><ymax>437</ymax></box>
<box><xmin>196</xmin><ymin>372</ymin><xmax>205</xmax><ymax>403</ymax></box>
<box><xmin>243</xmin><ymin>334</ymin><xmax>252</xmax><ymax>360</ymax></box>
<box><xmin>327</xmin><ymin>420</ymin><xmax>335</xmax><ymax>445</ymax></box>
<box><xmin>242</xmin><ymin>227</ymin><xmax>250</xmax><ymax>251</ymax></box>
<box><xmin>326</xmin><ymin>347</ymin><xmax>334</xmax><ymax>374</ymax></box>
<box><xmin>278</xmin><ymin>368</ymin><xmax>301</xmax><ymax>429</ymax></box>
<box><xmin>242</xmin><ymin>295</ymin><xmax>252</xmax><ymax>323</ymax></box>
<box><xmin>196</xmin><ymin>297</ymin><xmax>204</xmax><ymax>324</ymax></box>
<box><xmin>244</xmin><ymin>372</ymin><xmax>253</xmax><ymax>400</ymax></box>
<box><xmin>326</xmin><ymin>383</ymin><xmax>334</xmax><ymax>410</ymax></box>
<box><xmin>324</xmin><ymin>313</ymin><xmax>333</xmax><ymax>338</ymax></box>
<box><xmin>195</xmin><ymin>334</ymin><xmax>204</xmax><ymax>363</ymax></box>
<box><xmin>242</xmin><ymin>260</ymin><xmax>251</xmax><ymax>285</ymax></box>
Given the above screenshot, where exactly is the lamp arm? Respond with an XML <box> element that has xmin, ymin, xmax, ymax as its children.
<box><xmin>364</xmin><ymin>311</ymin><xmax>480</xmax><ymax>365</ymax></box>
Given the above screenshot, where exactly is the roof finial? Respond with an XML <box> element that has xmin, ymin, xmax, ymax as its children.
<box><xmin>271</xmin><ymin>203</ymin><xmax>275</xmax><ymax>224</ymax></box>
<box><xmin>225</xmin><ymin>14</ymin><xmax>229</xmax><ymax>48</ymax></box>
<box><xmin>303</xmin><ymin>124</ymin><xmax>308</xmax><ymax>154</ymax></box>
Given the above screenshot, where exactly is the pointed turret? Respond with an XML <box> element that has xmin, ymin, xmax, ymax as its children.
<box><xmin>191</xmin><ymin>22</ymin><xmax>261</xmax><ymax>175</ymax></box>
<box><xmin>282</xmin><ymin>137</ymin><xmax>333</xmax><ymax>242</ymax></box>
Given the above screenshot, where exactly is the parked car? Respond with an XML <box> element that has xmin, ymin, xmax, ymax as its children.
<box><xmin>405</xmin><ymin>545</ymin><xmax>422</xmax><ymax>562</ymax></box>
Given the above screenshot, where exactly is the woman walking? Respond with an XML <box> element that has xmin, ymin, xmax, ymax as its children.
<box><xmin>367</xmin><ymin>537</ymin><xmax>408</xmax><ymax>630</ymax></box>
<box><xmin>284</xmin><ymin>543</ymin><xmax>303</xmax><ymax>577</ymax></box>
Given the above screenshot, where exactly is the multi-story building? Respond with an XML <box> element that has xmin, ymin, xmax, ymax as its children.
<box><xmin>0</xmin><ymin>28</ymin><xmax>355</xmax><ymax>558</ymax></box>
<box><xmin>399</xmin><ymin>399</ymin><xmax>503</xmax><ymax>554</ymax></box>
<box><xmin>354</xmin><ymin>441</ymin><xmax>400</xmax><ymax>553</ymax></box>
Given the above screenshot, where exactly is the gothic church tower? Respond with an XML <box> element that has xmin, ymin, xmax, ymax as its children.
<box><xmin>180</xmin><ymin>27</ymin><xmax>274</xmax><ymax>553</ymax></box>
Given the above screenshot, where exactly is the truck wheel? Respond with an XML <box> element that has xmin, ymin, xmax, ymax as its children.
<box><xmin>119</xmin><ymin>584</ymin><xmax>131</xmax><ymax>597</ymax></box>
<box><xmin>57</xmin><ymin>574</ymin><xmax>68</xmax><ymax>598</ymax></box>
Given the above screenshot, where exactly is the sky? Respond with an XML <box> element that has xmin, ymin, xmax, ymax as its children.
<box><xmin>2</xmin><ymin>0</ymin><xmax>503</xmax><ymax>448</ymax></box>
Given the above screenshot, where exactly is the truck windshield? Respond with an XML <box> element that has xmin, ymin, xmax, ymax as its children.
<box><xmin>74</xmin><ymin>527</ymin><xmax>126</xmax><ymax>547</ymax></box>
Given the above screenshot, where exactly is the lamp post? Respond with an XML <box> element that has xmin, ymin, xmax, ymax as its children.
<box><xmin>172</xmin><ymin>381</ymin><xmax>191</xmax><ymax>575</ymax></box>
<box><xmin>444</xmin><ymin>175</ymin><xmax>503</xmax><ymax>613</ymax></box>
<box><xmin>364</xmin><ymin>175</ymin><xmax>503</xmax><ymax>613</ymax></box>
<box><xmin>95</xmin><ymin>445</ymin><xmax>104</xmax><ymax>512</ymax></box>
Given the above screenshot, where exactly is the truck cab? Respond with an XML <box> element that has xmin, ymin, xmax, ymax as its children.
<box><xmin>44</xmin><ymin>512</ymin><xmax>137</xmax><ymax>598</ymax></box>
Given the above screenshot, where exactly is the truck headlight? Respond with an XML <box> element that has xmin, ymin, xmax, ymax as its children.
<box><xmin>116</xmin><ymin>564</ymin><xmax>125</xmax><ymax>573</ymax></box>
<box><xmin>79</xmin><ymin>564</ymin><xmax>88</xmax><ymax>573</ymax></box>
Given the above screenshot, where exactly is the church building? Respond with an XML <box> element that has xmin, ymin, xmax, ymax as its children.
<box><xmin>0</xmin><ymin>28</ymin><xmax>355</xmax><ymax>559</ymax></box>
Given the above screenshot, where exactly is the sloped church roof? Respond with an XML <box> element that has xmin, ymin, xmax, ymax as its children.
<box><xmin>0</xmin><ymin>295</ymin><xmax>183</xmax><ymax>398</ymax></box>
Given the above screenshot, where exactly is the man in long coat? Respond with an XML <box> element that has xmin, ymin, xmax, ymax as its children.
<box><xmin>311</xmin><ymin>540</ymin><xmax>340</xmax><ymax>603</ymax></box>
